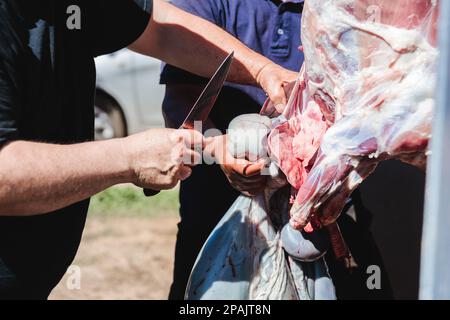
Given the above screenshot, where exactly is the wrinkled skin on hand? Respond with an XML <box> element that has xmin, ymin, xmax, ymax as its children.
<box><xmin>217</xmin><ymin>135</ymin><xmax>267</xmax><ymax>197</ymax></box>
<box><xmin>123</xmin><ymin>128</ymin><xmax>204</xmax><ymax>190</ymax></box>
<box><xmin>221</xmin><ymin>161</ymin><xmax>268</xmax><ymax>197</ymax></box>
<box><xmin>203</xmin><ymin>113</ymin><xmax>289</xmax><ymax>200</ymax></box>
<box><xmin>261</xmin><ymin>80</ymin><xmax>297</xmax><ymax>118</ymax></box>
<box><xmin>257</xmin><ymin>63</ymin><xmax>298</xmax><ymax>113</ymax></box>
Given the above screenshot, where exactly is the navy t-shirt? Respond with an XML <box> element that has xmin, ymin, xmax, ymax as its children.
<box><xmin>160</xmin><ymin>0</ymin><xmax>305</xmax><ymax>130</ymax></box>
<box><xmin>0</xmin><ymin>0</ymin><xmax>152</xmax><ymax>298</ymax></box>
<box><xmin>159</xmin><ymin>0</ymin><xmax>305</xmax><ymax>300</ymax></box>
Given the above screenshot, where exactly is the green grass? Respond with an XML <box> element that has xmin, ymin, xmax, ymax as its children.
<box><xmin>88</xmin><ymin>185</ymin><xmax>180</xmax><ymax>217</ymax></box>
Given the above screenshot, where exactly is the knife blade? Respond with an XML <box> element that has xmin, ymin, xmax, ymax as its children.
<box><xmin>179</xmin><ymin>51</ymin><xmax>234</xmax><ymax>130</ymax></box>
<box><xmin>144</xmin><ymin>52</ymin><xmax>234</xmax><ymax>197</ymax></box>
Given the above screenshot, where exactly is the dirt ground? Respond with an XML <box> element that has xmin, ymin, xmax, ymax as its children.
<box><xmin>49</xmin><ymin>215</ymin><xmax>179</xmax><ymax>300</ymax></box>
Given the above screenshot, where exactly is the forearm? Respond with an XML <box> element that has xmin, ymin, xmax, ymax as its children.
<box><xmin>0</xmin><ymin>139</ymin><xmax>131</xmax><ymax>216</ymax></box>
<box><xmin>130</xmin><ymin>0</ymin><xmax>273</xmax><ymax>86</ymax></box>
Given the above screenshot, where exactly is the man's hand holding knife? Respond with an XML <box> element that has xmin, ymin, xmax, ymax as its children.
<box><xmin>123</xmin><ymin>128</ymin><xmax>204</xmax><ymax>192</ymax></box>
<box><xmin>138</xmin><ymin>52</ymin><xmax>295</xmax><ymax>198</ymax></box>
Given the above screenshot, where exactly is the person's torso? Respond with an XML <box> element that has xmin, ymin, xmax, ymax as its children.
<box><xmin>0</xmin><ymin>0</ymin><xmax>96</xmax><ymax>297</ymax></box>
<box><xmin>162</xmin><ymin>0</ymin><xmax>304</xmax><ymax>131</ymax></box>
<box><xmin>213</xmin><ymin>0</ymin><xmax>305</xmax><ymax>128</ymax></box>
<box><xmin>217</xmin><ymin>0</ymin><xmax>304</xmax><ymax>70</ymax></box>
<box><xmin>6</xmin><ymin>0</ymin><xmax>96</xmax><ymax>143</ymax></box>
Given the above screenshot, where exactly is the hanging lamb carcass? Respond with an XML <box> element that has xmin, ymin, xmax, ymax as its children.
<box><xmin>186</xmin><ymin>0</ymin><xmax>439</xmax><ymax>300</ymax></box>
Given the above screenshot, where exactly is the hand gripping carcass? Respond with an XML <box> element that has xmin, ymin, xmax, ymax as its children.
<box><xmin>185</xmin><ymin>114</ymin><xmax>336</xmax><ymax>300</ymax></box>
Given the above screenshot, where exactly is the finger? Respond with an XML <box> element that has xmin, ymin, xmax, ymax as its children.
<box><xmin>203</xmin><ymin>135</ymin><xmax>225</xmax><ymax>161</ymax></box>
<box><xmin>237</xmin><ymin>185</ymin><xmax>266</xmax><ymax>196</ymax></box>
<box><xmin>274</xmin><ymin>103</ymin><xmax>285</xmax><ymax>114</ymax></box>
<box><xmin>178</xmin><ymin>165</ymin><xmax>193</xmax><ymax>181</ymax></box>
<box><xmin>178</xmin><ymin>129</ymin><xmax>205</xmax><ymax>149</ymax></box>
<box><xmin>241</xmin><ymin>191</ymin><xmax>260</xmax><ymax>197</ymax></box>
<box><xmin>236</xmin><ymin>185</ymin><xmax>266</xmax><ymax>197</ymax></box>
<box><xmin>260</xmin><ymin>99</ymin><xmax>278</xmax><ymax>117</ymax></box>
<box><xmin>226</xmin><ymin>172</ymin><xmax>267</xmax><ymax>192</ymax></box>
<box><xmin>229</xmin><ymin>172</ymin><xmax>267</xmax><ymax>185</ymax></box>
<box><xmin>181</xmin><ymin>148</ymin><xmax>202</xmax><ymax>166</ymax></box>
<box><xmin>233</xmin><ymin>160</ymin><xmax>266</xmax><ymax>177</ymax></box>
<box><xmin>246</xmin><ymin>187</ymin><xmax>266</xmax><ymax>196</ymax></box>
<box><xmin>171</xmin><ymin>143</ymin><xmax>185</xmax><ymax>166</ymax></box>
<box><xmin>268</xmin><ymin>84</ymin><xmax>287</xmax><ymax>107</ymax></box>
<box><xmin>282</xmin><ymin>80</ymin><xmax>297</xmax><ymax>98</ymax></box>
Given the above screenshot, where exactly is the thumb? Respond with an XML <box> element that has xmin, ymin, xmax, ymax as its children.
<box><xmin>266</xmin><ymin>82</ymin><xmax>287</xmax><ymax>107</ymax></box>
<box><xmin>179</xmin><ymin>165</ymin><xmax>193</xmax><ymax>181</ymax></box>
<box><xmin>232</xmin><ymin>159</ymin><xmax>266</xmax><ymax>177</ymax></box>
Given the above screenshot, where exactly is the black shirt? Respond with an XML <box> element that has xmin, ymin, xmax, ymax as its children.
<box><xmin>0</xmin><ymin>0</ymin><xmax>152</xmax><ymax>299</ymax></box>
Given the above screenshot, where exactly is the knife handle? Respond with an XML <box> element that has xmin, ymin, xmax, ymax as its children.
<box><xmin>143</xmin><ymin>188</ymin><xmax>160</xmax><ymax>197</ymax></box>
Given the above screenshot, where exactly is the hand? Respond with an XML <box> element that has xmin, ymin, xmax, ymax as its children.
<box><xmin>205</xmin><ymin>135</ymin><xmax>267</xmax><ymax>197</ymax></box>
<box><xmin>122</xmin><ymin>128</ymin><xmax>204</xmax><ymax>190</ymax></box>
<box><xmin>260</xmin><ymin>80</ymin><xmax>297</xmax><ymax>118</ymax></box>
<box><xmin>222</xmin><ymin>158</ymin><xmax>267</xmax><ymax>197</ymax></box>
<box><xmin>256</xmin><ymin>63</ymin><xmax>298</xmax><ymax>114</ymax></box>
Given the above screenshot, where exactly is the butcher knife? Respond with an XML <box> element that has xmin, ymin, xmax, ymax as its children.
<box><xmin>144</xmin><ymin>51</ymin><xmax>234</xmax><ymax>197</ymax></box>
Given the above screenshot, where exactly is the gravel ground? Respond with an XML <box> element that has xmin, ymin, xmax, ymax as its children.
<box><xmin>49</xmin><ymin>215</ymin><xmax>179</xmax><ymax>300</ymax></box>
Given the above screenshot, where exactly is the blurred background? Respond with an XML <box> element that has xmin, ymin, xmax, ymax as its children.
<box><xmin>92</xmin><ymin>49</ymin><xmax>165</xmax><ymax>141</ymax></box>
<box><xmin>50</xmin><ymin>50</ymin><xmax>179</xmax><ymax>300</ymax></box>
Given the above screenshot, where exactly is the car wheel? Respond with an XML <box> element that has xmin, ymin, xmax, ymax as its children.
<box><xmin>94</xmin><ymin>94</ymin><xmax>127</xmax><ymax>140</ymax></box>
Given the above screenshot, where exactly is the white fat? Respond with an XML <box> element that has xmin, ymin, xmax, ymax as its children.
<box><xmin>302</xmin><ymin>0</ymin><xmax>437</xmax><ymax>161</ymax></box>
<box><xmin>228</xmin><ymin>114</ymin><xmax>271</xmax><ymax>161</ymax></box>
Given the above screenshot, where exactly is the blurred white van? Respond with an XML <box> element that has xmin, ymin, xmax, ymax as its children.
<box><xmin>94</xmin><ymin>49</ymin><xmax>165</xmax><ymax>140</ymax></box>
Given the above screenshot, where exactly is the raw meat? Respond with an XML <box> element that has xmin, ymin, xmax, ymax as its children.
<box><xmin>268</xmin><ymin>0</ymin><xmax>439</xmax><ymax>230</ymax></box>
<box><xmin>185</xmin><ymin>189</ymin><xmax>336</xmax><ymax>300</ymax></box>
<box><xmin>187</xmin><ymin>0</ymin><xmax>439</xmax><ymax>300</ymax></box>
<box><xmin>186</xmin><ymin>114</ymin><xmax>336</xmax><ymax>300</ymax></box>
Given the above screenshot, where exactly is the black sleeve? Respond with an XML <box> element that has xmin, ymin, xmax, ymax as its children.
<box><xmin>88</xmin><ymin>0</ymin><xmax>153</xmax><ymax>57</ymax></box>
<box><xmin>0</xmin><ymin>59</ymin><xmax>20</xmax><ymax>145</ymax></box>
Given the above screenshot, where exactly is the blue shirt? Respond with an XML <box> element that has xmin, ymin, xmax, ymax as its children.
<box><xmin>160</xmin><ymin>0</ymin><xmax>304</xmax><ymax>130</ymax></box>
